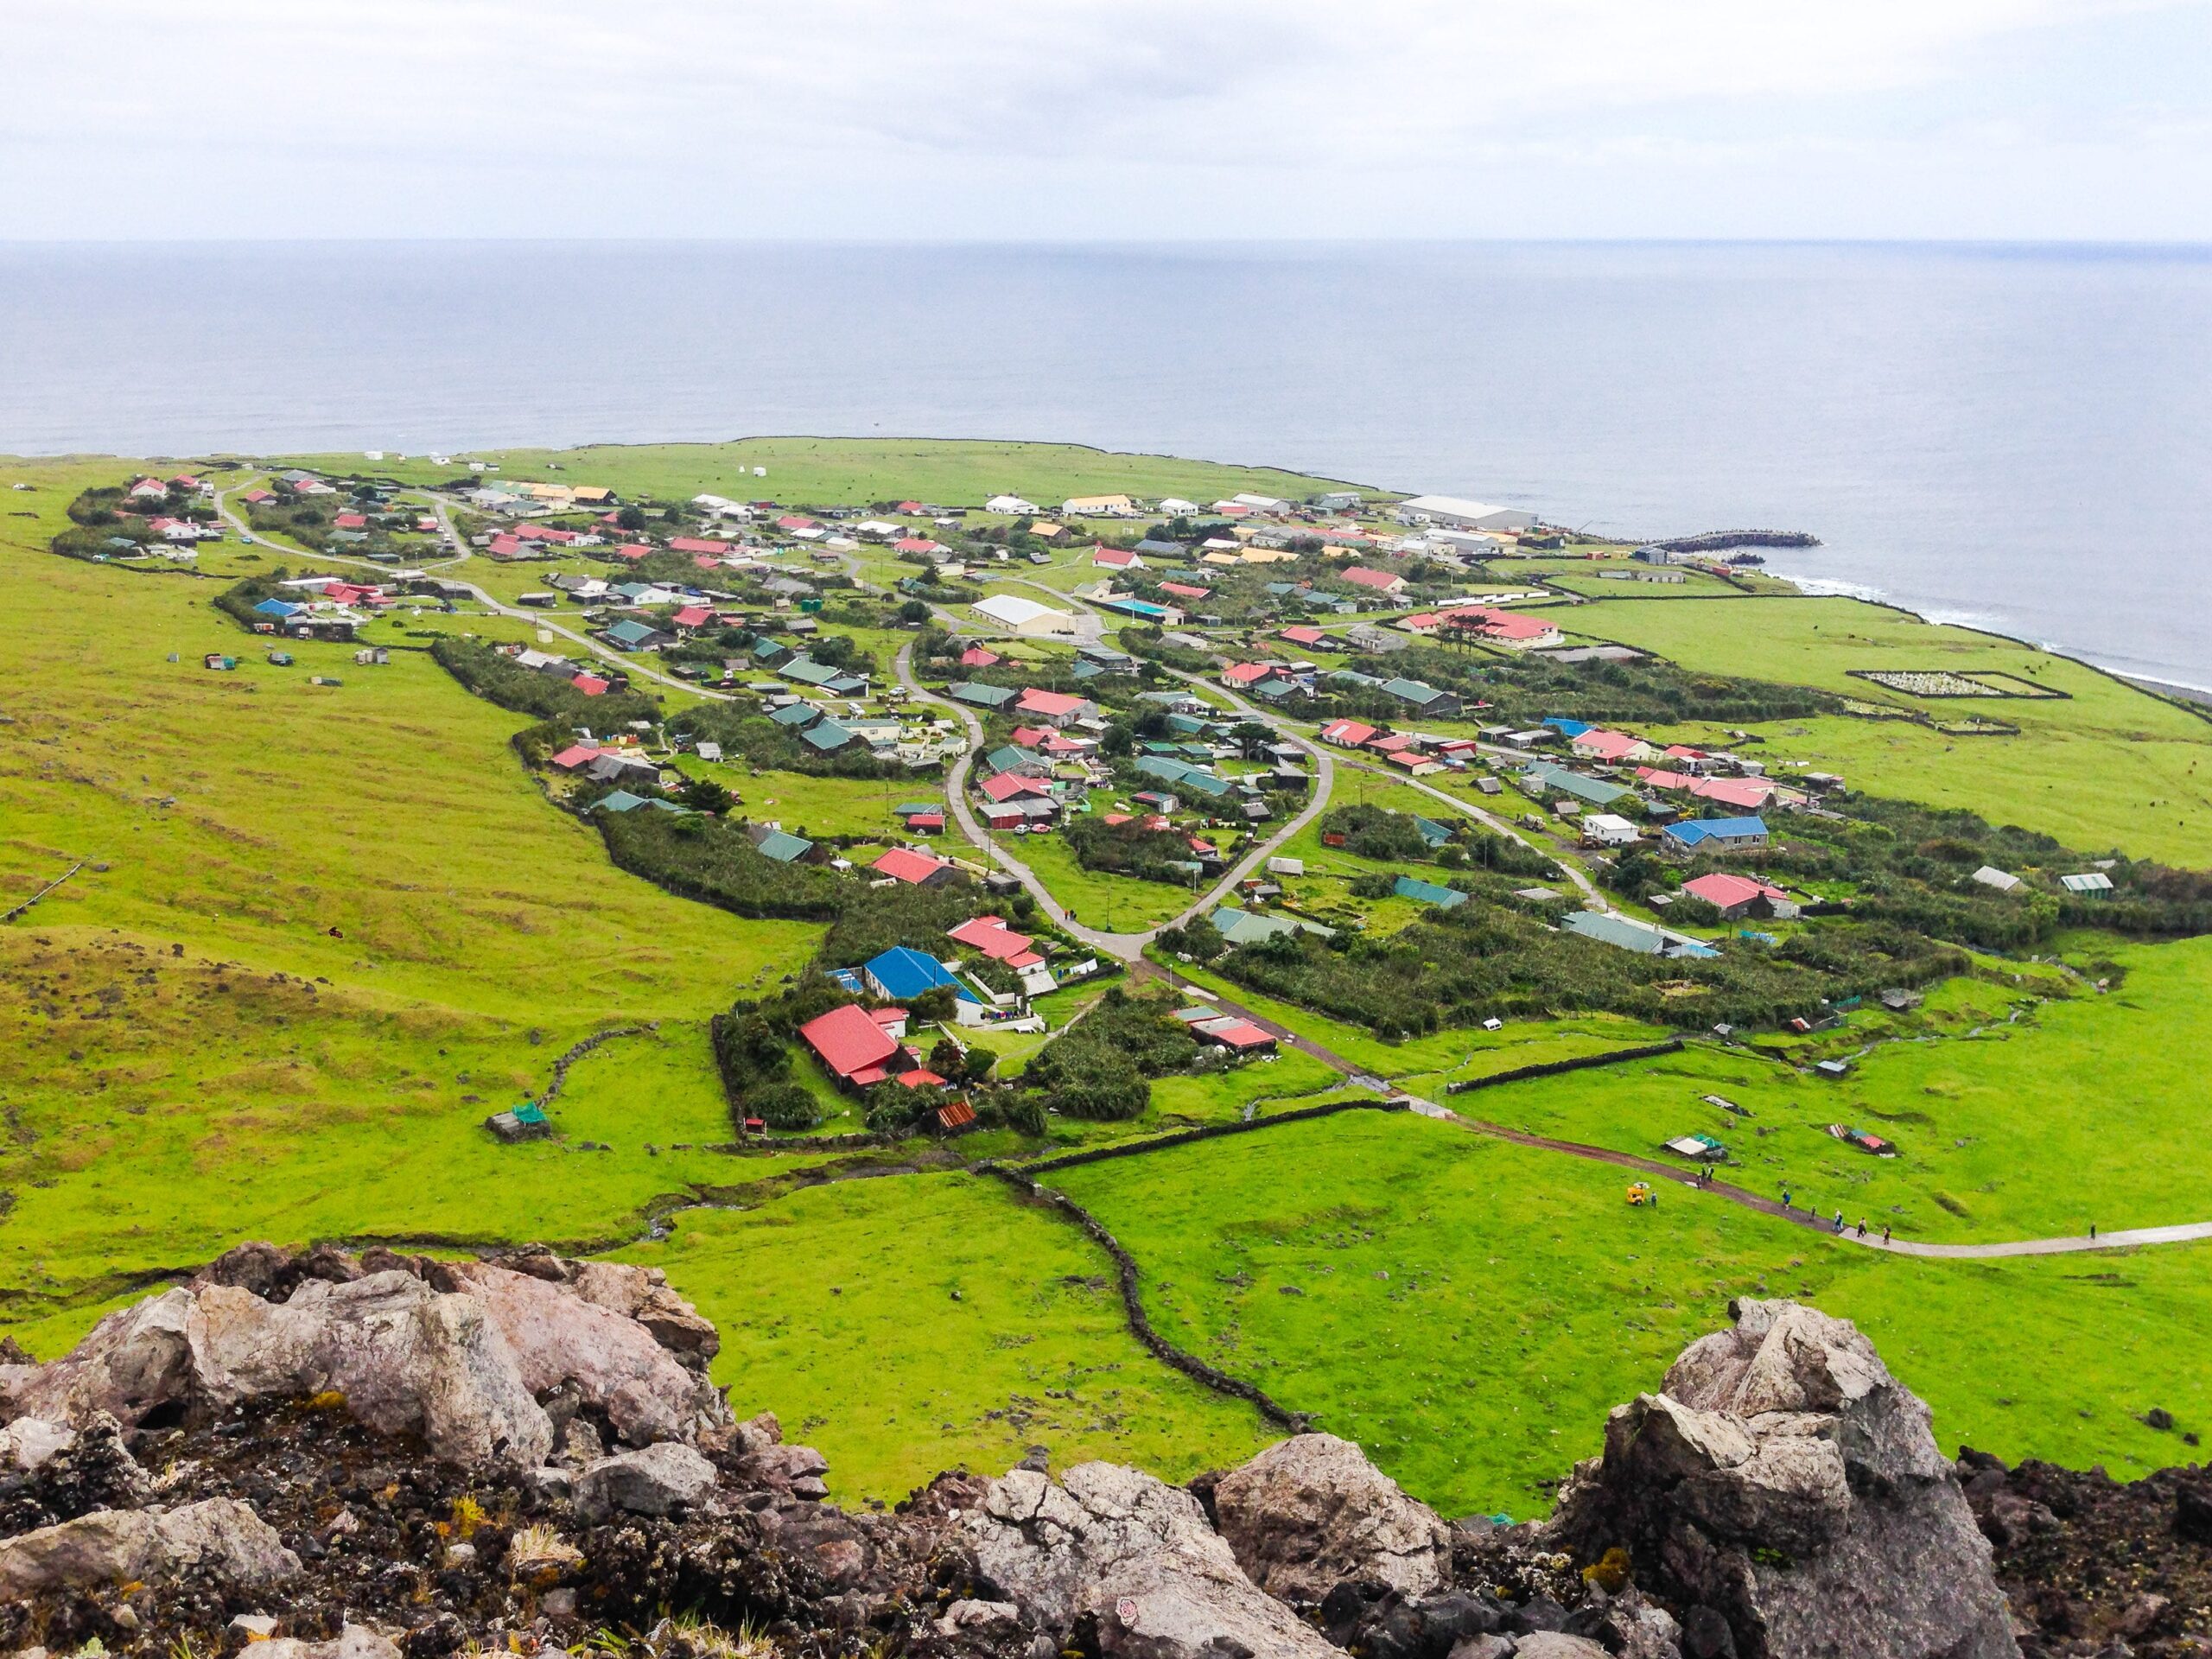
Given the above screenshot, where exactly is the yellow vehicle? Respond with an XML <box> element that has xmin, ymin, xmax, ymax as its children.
<box><xmin>1626</xmin><ymin>1181</ymin><xmax>1656</xmax><ymax>1207</ymax></box>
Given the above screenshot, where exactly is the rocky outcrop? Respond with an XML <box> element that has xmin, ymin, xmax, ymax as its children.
<box><xmin>574</xmin><ymin>1442</ymin><xmax>721</xmax><ymax>1522</ymax></box>
<box><xmin>8</xmin><ymin>1257</ymin><xmax>2191</xmax><ymax>1659</ymax></box>
<box><xmin>0</xmin><ymin>1497</ymin><xmax>297</xmax><ymax>1598</ymax></box>
<box><xmin>0</xmin><ymin>1244</ymin><xmax>727</xmax><ymax>1468</ymax></box>
<box><xmin>963</xmin><ymin>1460</ymin><xmax>1339</xmax><ymax>1659</ymax></box>
<box><xmin>1211</xmin><ymin>1432</ymin><xmax>1452</xmax><ymax>1603</ymax></box>
<box><xmin>1548</xmin><ymin>1298</ymin><xmax>2018</xmax><ymax>1659</ymax></box>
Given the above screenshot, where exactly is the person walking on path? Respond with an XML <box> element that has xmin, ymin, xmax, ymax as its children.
<box><xmin>2090</xmin><ymin>1223</ymin><xmax>2097</xmax><ymax>1240</ymax></box>
<box><xmin>1883</xmin><ymin>1224</ymin><xmax>1891</xmax><ymax>1244</ymax></box>
<box><xmin>1858</xmin><ymin>1218</ymin><xmax>1868</xmax><ymax>1237</ymax></box>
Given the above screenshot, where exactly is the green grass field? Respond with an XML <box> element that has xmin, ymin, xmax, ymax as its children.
<box><xmin>1048</xmin><ymin>1110</ymin><xmax>2212</xmax><ymax>1516</ymax></box>
<box><xmin>0</xmin><ymin>459</ymin><xmax>821</xmax><ymax>1338</ymax></box>
<box><xmin>272</xmin><ymin>438</ymin><xmax>1382</xmax><ymax>514</ymax></box>
<box><xmin>1559</xmin><ymin>594</ymin><xmax>2212</xmax><ymax>864</ymax></box>
<box><xmin>1463</xmin><ymin>936</ymin><xmax>2212</xmax><ymax>1245</ymax></box>
<box><xmin>6</xmin><ymin>442</ymin><xmax>2211</xmax><ymax>1516</ymax></box>
<box><xmin>614</xmin><ymin>1171</ymin><xmax>1273</xmax><ymax>1503</ymax></box>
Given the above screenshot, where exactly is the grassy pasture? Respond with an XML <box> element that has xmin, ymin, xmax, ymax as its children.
<box><xmin>1049</xmin><ymin>1110</ymin><xmax>2212</xmax><ymax>1516</ymax></box>
<box><xmin>1557</xmin><ymin>594</ymin><xmax>2212</xmax><ymax>865</ymax></box>
<box><xmin>272</xmin><ymin>438</ymin><xmax>1380</xmax><ymax>514</ymax></box>
<box><xmin>614</xmin><ymin>1171</ymin><xmax>1273</xmax><ymax>1504</ymax></box>
<box><xmin>0</xmin><ymin>458</ymin><xmax>819</xmax><ymax>1338</ymax></box>
<box><xmin>1474</xmin><ymin>936</ymin><xmax>2212</xmax><ymax>1244</ymax></box>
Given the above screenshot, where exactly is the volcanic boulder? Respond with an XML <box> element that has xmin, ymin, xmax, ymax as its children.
<box><xmin>962</xmin><ymin>1460</ymin><xmax>1339</xmax><ymax>1659</ymax></box>
<box><xmin>1211</xmin><ymin>1432</ymin><xmax>1452</xmax><ymax>1602</ymax></box>
<box><xmin>1547</xmin><ymin>1297</ymin><xmax>2018</xmax><ymax>1659</ymax></box>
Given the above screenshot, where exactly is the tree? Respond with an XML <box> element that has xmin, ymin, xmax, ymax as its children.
<box><xmin>898</xmin><ymin>599</ymin><xmax>931</xmax><ymax>625</ymax></box>
<box><xmin>1101</xmin><ymin>722</ymin><xmax>1135</xmax><ymax>758</ymax></box>
<box><xmin>927</xmin><ymin>1037</ymin><xmax>967</xmax><ymax>1081</ymax></box>
<box><xmin>617</xmin><ymin>505</ymin><xmax>649</xmax><ymax>531</ymax></box>
<box><xmin>909</xmin><ymin>986</ymin><xmax>959</xmax><ymax>1024</ymax></box>
<box><xmin>679</xmin><ymin>777</ymin><xmax>733</xmax><ymax>815</ymax></box>
<box><xmin>747</xmin><ymin>1081</ymin><xmax>821</xmax><ymax>1130</ymax></box>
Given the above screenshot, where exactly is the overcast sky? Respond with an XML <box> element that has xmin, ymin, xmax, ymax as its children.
<box><xmin>4</xmin><ymin>0</ymin><xmax>2210</xmax><ymax>240</ymax></box>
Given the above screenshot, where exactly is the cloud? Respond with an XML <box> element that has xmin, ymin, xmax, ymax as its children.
<box><xmin>0</xmin><ymin>0</ymin><xmax>2206</xmax><ymax>235</ymax></box>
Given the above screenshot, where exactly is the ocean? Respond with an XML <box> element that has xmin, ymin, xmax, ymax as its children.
<box><xmin>3</xmin><ymin>240</ymin><xmax>2208</xmax><ymax>685</ymax></box>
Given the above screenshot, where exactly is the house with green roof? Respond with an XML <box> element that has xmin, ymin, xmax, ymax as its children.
<box><xmin>1380</xmin><ymin>677</ymin><xmax>1460</xmax><ymax>716</ymax></box>
<box><xmin>950</xmin><ymin>682</ymin><xmax>1019</xmax><ymax>710</ymax></box>
<box><xmin>1522</xmin><ymin>760</ymin><xmax>1634</xmax><ymax>808</ymax></box>
<box><xmin>1394</xmin><ymin>874</ymin><xmax>1467</xmax><ymax>908</ymax></box>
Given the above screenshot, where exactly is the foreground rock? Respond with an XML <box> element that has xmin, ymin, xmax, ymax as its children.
<box><xmin>0</xmin><ymin>1497</ymin><xmax>297</xmax><ymax>1598</ymax></box>
<box><xmin>0</xmin><ymin>1243</ymin><xmax>728</xmax><ymax>1466</ymax></box>
<box><xmin>964</xmin><ymin>1461</ymin><xmax>1339</xmax><ymax>1658</ymax></box>
<box><xmin>1211</xmin><ymin>1432</ymin><xmax>1452</xmax><ymax>1603</ymax></box>
<box><xmin>1548</xmin><ymin>1297</ymin><xmax>2018</xmax><ymax>1659</ymax></box>
<box><xmin>5</xmin><ymin>1251</ymin><xmax>2196</xmax><ymax>1659</ymax></box>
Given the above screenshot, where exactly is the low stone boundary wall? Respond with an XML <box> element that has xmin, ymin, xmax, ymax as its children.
<box><xmin>1442</xmin><ymin>1039</ymin><xmax>1683</xmax><ymax>1095</ymax></box>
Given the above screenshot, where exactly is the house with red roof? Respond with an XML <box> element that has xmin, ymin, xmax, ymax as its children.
<box><xmin>670</xmin><ymin>605</ymin><xmax>713</xmax><ymax>631</ymax></box>
<box><xmin>1339</xmin><ymin>565</ymin><xmax>1407</xmax><ymax>594</ymax></box>
<box><xmin>948</xmin><ymin>915</ymin><xmax>1044</xmax><ymax>970</ymax></box>
<box><xmin>1571</xmin><ymin>729</ymin><xmax>1653</xmax><ymax>764</ymax></box>
<box><xmin>776</xmin><ymin>515</ymin><xmax>818</xmax><ymax>532</ymax></box>
<box><xmin>1438</xmin><ymin>607</ymin><xmax>1563</xmax><ymax>650</ymax></box>
<box><xmin>1013</xmin><ymin>688</ymin><xmax>1096</xmax><ymax>728</ymax></box>
<box><xmin>669</xmin><ymin>537</ymin><xmax>728</xmax><ymax>556</ymax></box>
<box><xmin>1387</xmin><ymin>750</ymin><xmax>1445</xmax><ymax>776</ymax></box>
<box><xmin>1681</xmin><ymin>873</ymin><xmax>1799</xmax><ymax>920</ymax></box>
<box><xmin>1158</xmin><ymin>581</ymin><xmax>1209</xmax><ymax>601</ymax></box>
<box><xmin>1221</xmin><ymin>662</ymin><xmax>1282</xmax><ymax>688</ymax></box>
<box><xmin>978</xmin><ymin>771</ymin><xmax>1053</xmax><ymax>804</ymax></box>
<box><xmin>1279</xmin><ymin>625</ymin><xmax>1326</xmax><ymax>647</ymax></box>
<box><xmin>571</xmin><ymin>673</ymin><xmax>609</xmax><ymax>696</ymax></box>
<box><xmin>239</xmin><ymin>488</ymin><xmax>275</xmax><ymax>505</ymax></box>
<box><xmin>872</xmin><ymin>847</ymin><xmax>959</xmax><ymax>887</ymax></box>
<box><xmin>334</xmin><ymin>512</ymin><xmax>367</xmax><ymax>531</ymax></box>
<box><xmin>1319</xmin><ymin>719</ymin><xmax>1379</xmax><ymax>747</ymax></box>
<box><xmin>895</xmin><ymin>537</ymin><xmax>945</xmax><ymax>556</ymax></box>
<box><xmin>958</xmin><ymin>646</ymin><xmax>1001</xmax><ymax>668</ymax></box>
<box><xmin>549</xmin><ymin>745</ymin><xmax>602</xmax><ymax>772</ymax></box>
<box><xmin>798</xmin><ymin>1003</ymin><xmax>904</xmax><ymax>1086</ymax></box>
<box><xmin>1092</xmin><ymin>546</ymin><xmax>1141</xmax><ymax>569</ymax></box>
<box><xmin>487</xmin><ymin>535</ymin><xmax>525</xmax><ymax>559</ymax></box>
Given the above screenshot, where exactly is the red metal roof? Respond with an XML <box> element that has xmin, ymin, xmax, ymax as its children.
<box><xmin>1015</xmin><ymin>688</ymin><xmax>1087</xmax><ymax>717</ymax></box>
<box><xmin>671</xmin><ymin>605</ymin><xmax>712</xmax><ymax>628</ymax></box>
<box><xmin>550</xmin><ymin>745</ymin><xmax>601</xmax><ymax>770</ymax></box>
<box><xmin>572</xmin><ymin>674</ymin><xmax>608</xmax><ymax>696</ymax></box>
<box><xmin>873</xmin><ymin>847</ymin><xmax>951</xmax><ymax>884</ymax></box>
<box><xmin>669</xmin><ymin>537</ymin><xmax>726</xmax><ymax>555</ymax></box>
<box><xmin>949</xmin><ymin>915</ymin><xmax>1036</xmax><ymax>960</ymax></box>
<box><xmin>798</xmin><ymin>1003</ymin><xmax>900</xmax><ymax>1078</ymax></box>
<box><xmin>1683</xmin><ymin>873</ymin><xmax>1789</xmax><ymax>910</ymax></box>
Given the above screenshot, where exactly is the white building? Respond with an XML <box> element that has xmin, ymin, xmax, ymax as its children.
<box><xmin>1581</xmin><ymin>814</ymin><xmax>1642</xmax><ymax>848</ymax></box>
<box><xmin>985</xmin><ymin>494</ymin><xmax>1039</xmax><ymax>515</ymax></box>
<box><xmin>1396</xmin><ymin>494</ymin><xmax>1540</xmax><ymax>532</ymax></box>
<box><xmin>971</xmin><ymin>594</ymin><xmax>1078</xmax><ymax>637</ymax></box>
<box><xmin>1158</xmin><ymin>498</ymin><xmax>1202</xmax><ymax>515</ymax></box>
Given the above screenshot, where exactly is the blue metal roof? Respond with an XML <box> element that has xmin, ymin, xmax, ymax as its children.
<box><xmin>1663</xmin><ymin>816</ymin><xmax>1770</xmax><ymax>846</ymax></box>
<box><xmin>861</xmin><ymin>946</ymin><xmax>977</xmax><ymax>1003</ymax></box>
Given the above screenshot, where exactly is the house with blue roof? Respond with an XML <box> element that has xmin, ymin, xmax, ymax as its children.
<box><xmin>860</xmin><ymin>947</ymin><xmax>1002</xmax><ymax>1027</ymax></box>
<box><xmin>1541</xmin><ymin>716</ymin><xmax>1592</xmax><ymax>738</ymax></box>
<box><xmin>1662</xmin><ymin>816</ymin><xmax>1770</xmax><ymax>855</ymax></box>
<box><xmin>253</xmin><ymin>597</ymin><xmax>303</xmax><ymax>619</ymax></box>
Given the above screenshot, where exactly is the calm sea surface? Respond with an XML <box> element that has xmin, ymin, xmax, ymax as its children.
<box><xmin>3</xmin><ymin>240</ymin><xmax>2208</xmax><ymax>684</ymax></box>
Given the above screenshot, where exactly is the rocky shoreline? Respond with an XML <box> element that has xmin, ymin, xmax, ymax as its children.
<box><xmin>2</xmin><ymin>1244</ymin><xmax>2207</xmax><ymax>1659</ymax></box>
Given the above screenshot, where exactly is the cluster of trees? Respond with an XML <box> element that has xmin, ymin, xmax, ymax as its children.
<box><xmin>429</xmin><ymin>638</ymin><xmax>661</xmax><ymax>728</ymax></box>
<box><xmin>1019</xmin><ymin>988</ymin><xmax>1204</xmax><ymax>1122</ymax></box>
<box><xmin>1202</xmin><ymin>899</ymin><xmax>1965</xmax><ymax>1038</ymax></box>
<box><xmin>664</xmin><ymin>701</ymin><xmax>912</xmax><ymax>779</ymax></box>
<box><xmin>594</xmin><ymin>807</ymin><xmax>848</xmax><ymax>921</ymax></box>
<box><xmin>1317</xmin><ymin>804</ymin><xmax>1554</xmax><ymax>876</ymax></box>
<box><xmin>1062</xmin><ymin>812</ymin><xmax>1201</xmax><ymax>887</ymax></box>
<box><xmin>1314</xmin><ymin>645</ymin><xmax>1839</xmax><ymax>730</ymax></box>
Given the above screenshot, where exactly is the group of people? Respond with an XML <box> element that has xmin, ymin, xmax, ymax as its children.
<box><xmin>1777</xmin><ymin>1186</ymin><xmax>1891</xmax><ymax>1244</ymax></box>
